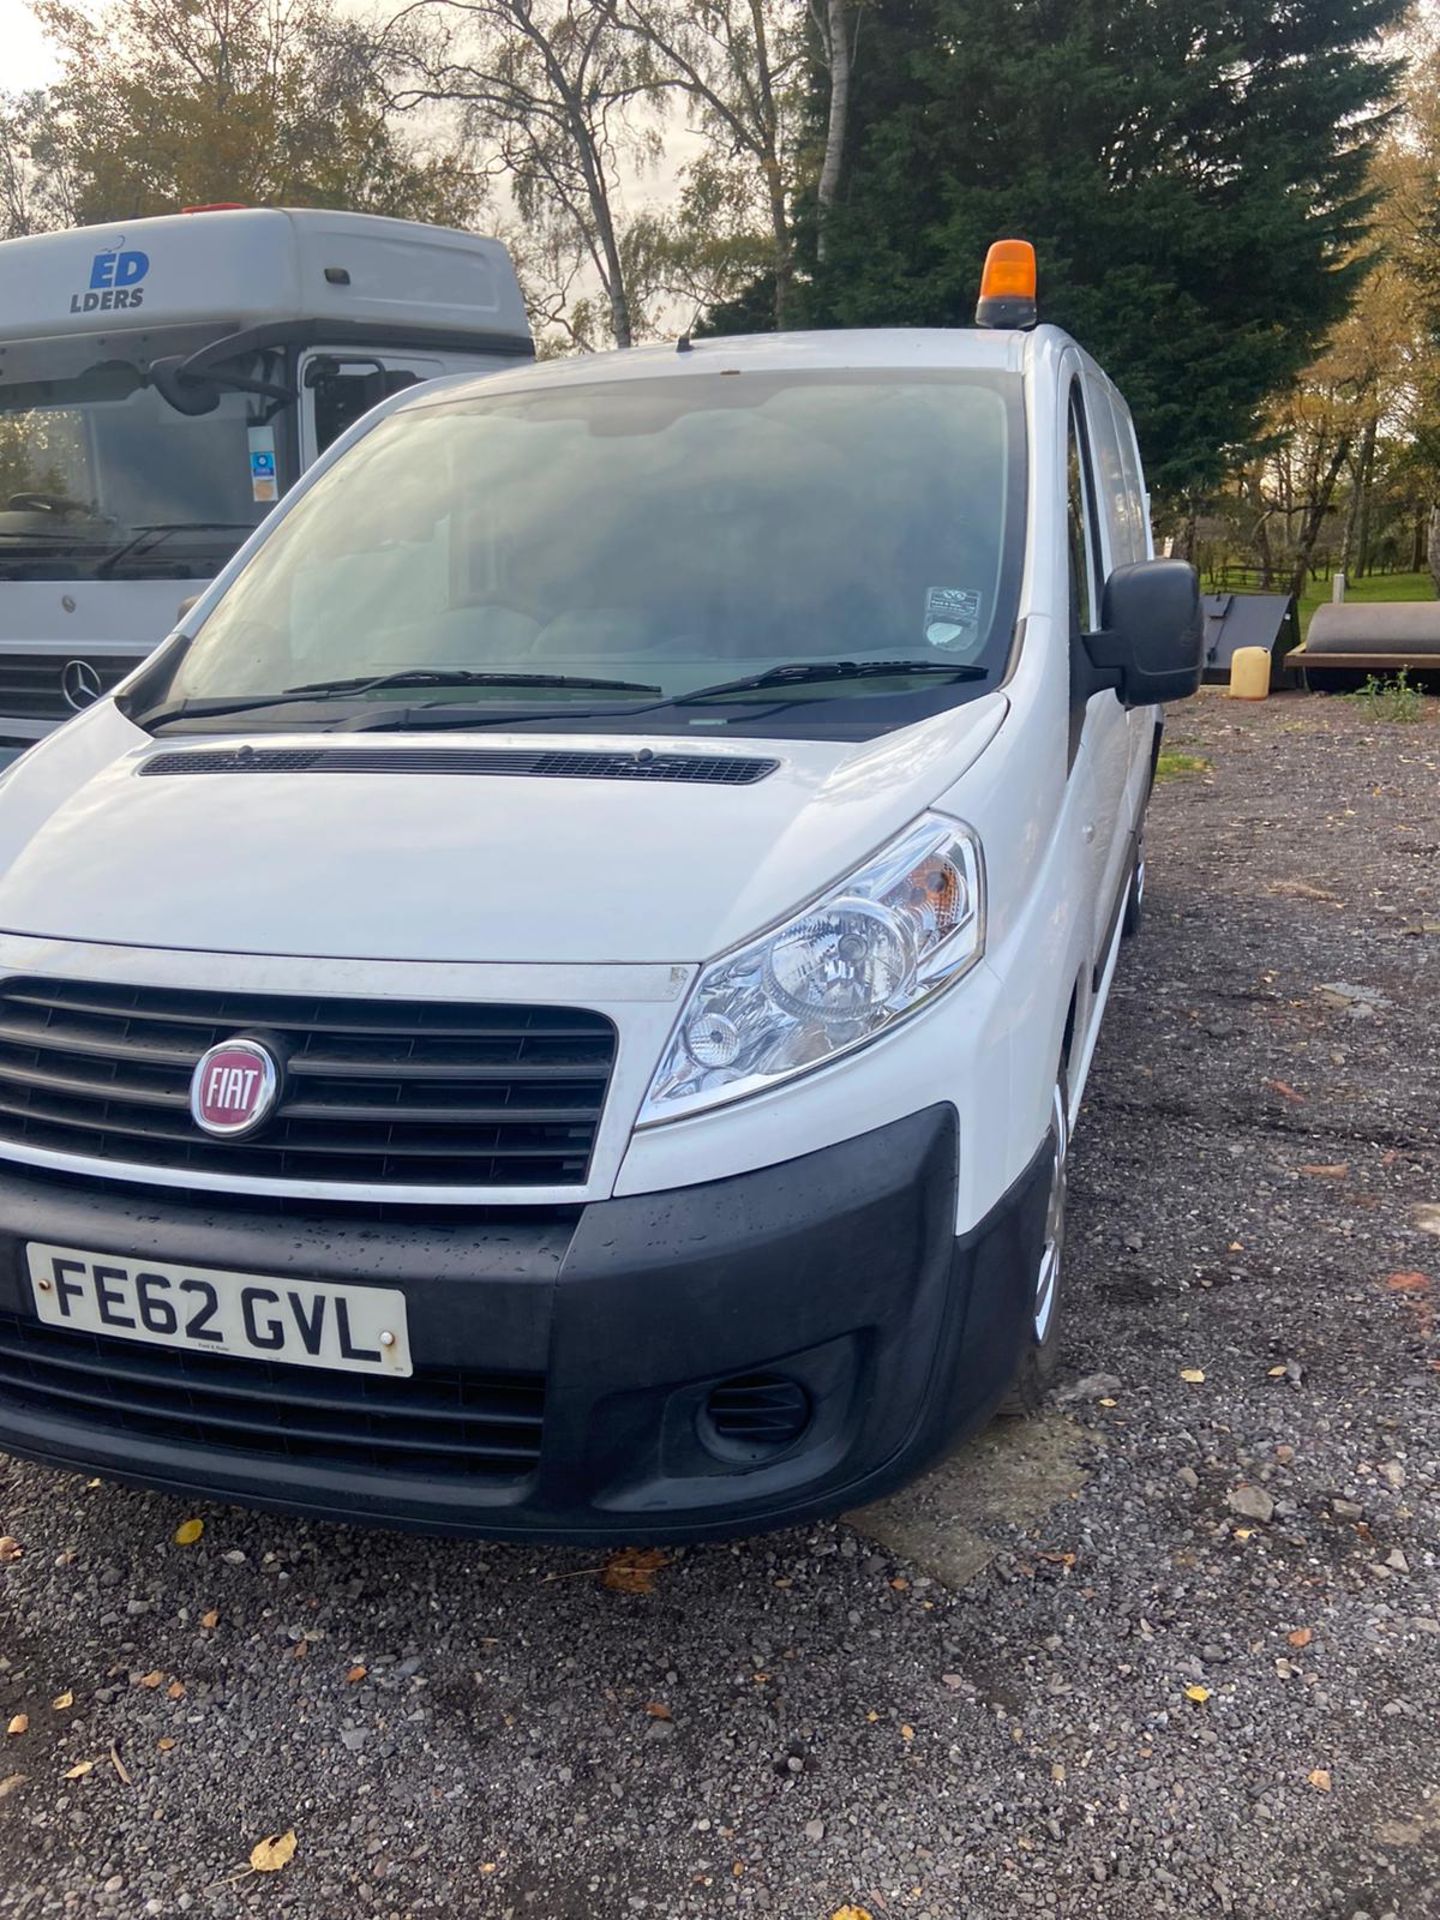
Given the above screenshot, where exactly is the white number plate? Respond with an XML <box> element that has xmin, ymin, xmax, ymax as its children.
<box><xmin>26</xmin><ymin>1243</ymin><xmax>413</xmax><ymax>1378</ymax></box>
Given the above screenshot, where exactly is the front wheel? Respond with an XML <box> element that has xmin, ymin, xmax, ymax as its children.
<box><xmin>1121</xmin><ymin>834</ymin><xmax>1146</xmax><ymax>939</ymax></box>
<box><xmin>1002</xmin><ymin>1074</ymin><xmax>1068</xmax><ymax>1416</ymax></box>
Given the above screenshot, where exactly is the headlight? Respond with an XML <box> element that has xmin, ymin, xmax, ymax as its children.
<box><xmin>639</xmin><ymin>814</ymin><xmax>985</xmax><ymax>1124</ymax></box>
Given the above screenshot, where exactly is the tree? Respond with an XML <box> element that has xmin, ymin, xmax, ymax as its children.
<box><xmin>787</xmin><ymin>0</ymin><xmax>1407</xmax><ymax>500</ymax></box>
<box><xmin>812</xmin><ymin>0</ymin><xmax>853</xmax><ymax>260</ymax></box>
<box><xmin>617</xmin><ymin>0</ymin><xmax>805</xmax><ymax>327</ymax></box>
<box><xmin>382</xmin><ymin>0</ymin><xmax>664</xmax><ymax>349</ymax></box>
<box><xmin>14</xmin><ymin>0</ymin><xmax>475</xmax><ymax>230</ymax></box>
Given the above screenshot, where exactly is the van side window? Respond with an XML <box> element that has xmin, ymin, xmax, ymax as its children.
<box><xmin>1066</xmin><ymin>395</ymin><xmax>1099</xmax><ymax>635</ymax></box>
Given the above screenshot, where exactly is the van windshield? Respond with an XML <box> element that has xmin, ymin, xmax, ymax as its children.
<box><xmin>150</xmin><ymin>369</ymin><xmax>1025</xmax><ymax>738</ymax></box>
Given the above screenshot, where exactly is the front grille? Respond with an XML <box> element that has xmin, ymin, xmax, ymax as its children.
<box><xmin>0</xmin><ymin>1312</ymin><xmax>544</xmax><ymax>1480</ymax></box>
<box><xmin>0</xmin><ymin>654</ymin><xmax>146</xmax><ymax>719</ymax></box>
<box><xmin>141</xmin><ymin>745</ymin><xmax>779</xmax><ymax>785</ymax></box>
<box><xmin>0</xmin><ymin>978</ymin><xmax>616</xmax><ymax>1188</ymax></box>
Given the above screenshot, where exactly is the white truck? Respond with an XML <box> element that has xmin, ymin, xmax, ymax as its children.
<box><xmin>0</xmin><ymin>205</ymin><xmax>533</xmax><ymax>757</ymax></box>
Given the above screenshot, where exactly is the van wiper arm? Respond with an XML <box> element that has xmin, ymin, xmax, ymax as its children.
<box><xmin>673</xmin><ymin>659</ymin><xmax>991</xmax><ymax>703</ymax></box>
<box><xmin>137</xmin><ymin>669</ymin><xmax>665</xmax><ymax>730</ymax></box>
<box><xmin>284</xmin><ymin>668</ymin><xmax>665</xmax><ymax>699</ymax></box>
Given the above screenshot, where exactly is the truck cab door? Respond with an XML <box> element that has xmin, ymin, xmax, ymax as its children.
<box><xmin>297</xmin><ymin>352</ymin><xmax>445</xmax><ymax>468</ymax></box>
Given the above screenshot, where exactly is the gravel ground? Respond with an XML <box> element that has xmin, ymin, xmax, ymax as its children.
<box><xmin>1</xmin><ymin>689</ymin><xmax>1438</xmax><ymax>1920</ymax></box>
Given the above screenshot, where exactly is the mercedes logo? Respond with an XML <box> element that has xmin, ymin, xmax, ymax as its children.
<box><xmin>60</xmin><ymin>659</ymin><xmax>104</xmax><ymax>712</ymax></box>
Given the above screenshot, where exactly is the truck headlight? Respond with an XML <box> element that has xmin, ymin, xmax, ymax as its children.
<box><xmin>639</xmin><ymin>814</ymin><xmax>985</xmax><ymax>1124</ymax></box>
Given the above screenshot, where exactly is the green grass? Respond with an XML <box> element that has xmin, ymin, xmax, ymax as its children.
<box><xmin>1350</xmin><ymin>669</ymin><xmax>1427</xmax><ymax>722</ymax></box>
<box><xmin>1297</xmin><ymin>569</ymin><xmax>1435</xmax><ymax>639</ymax></box>
<box><xmin>1154</xmin><ymin>749</ymin><xmax>1211</xmax><ymax>782</ymax></box>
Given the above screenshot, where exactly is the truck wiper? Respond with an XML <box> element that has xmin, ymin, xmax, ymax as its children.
<box><xmin>672</xmin><ymin>659</ymin><xmax>991</xmax><ymax>703</ymax></box>
<box><xmin>95</xmin><ymin>523</ymin><xmax>260</xmax><ymax>578</ymax></box>
<box><xmin>137</xmin><ymin>669</ymin><xmax>664</xmax><ymax>730</ymax></box>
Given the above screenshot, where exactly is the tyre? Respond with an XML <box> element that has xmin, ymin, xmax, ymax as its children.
<box><xmin>1001</xmin><ymin>1072</ymin><xmax>1068</xmax><ymax>1416</ymax></box>
<box><xmin>1121</xmin><ymin>835</ymin><xmax>1145</xmax><ymax>938</ymax></box>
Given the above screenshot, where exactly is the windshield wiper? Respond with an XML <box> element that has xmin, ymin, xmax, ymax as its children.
<box><xmin>137</xmin><ymin>669</ymin><xmax>664</xmax><ymax>731</ymax></box>
<box><xmin>96</xmin><ymin>522</ymin><xmax>260</xmax><ymax>579</ymax></box>
<box><xmin>672</xmin><ymin>658</ymin><xmax>991</xmax><ymax>703</ymax></box>
<box><xmin>285</xmin><ymin>668</ymin><xmax>664</xmax><ymax>699</ymax></box>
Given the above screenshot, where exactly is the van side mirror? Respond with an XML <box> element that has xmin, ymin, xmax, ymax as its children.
<box><xmin>1084</xmin><ymin>559</ymin><xmax>1204</xmax><ymax>707</ymax></box>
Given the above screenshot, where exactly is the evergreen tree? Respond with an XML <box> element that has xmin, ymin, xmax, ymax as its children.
<box><xmin>785</xmin><ymin>0</ymin><xmax>1407</xmax><ymax>497</ymax></box>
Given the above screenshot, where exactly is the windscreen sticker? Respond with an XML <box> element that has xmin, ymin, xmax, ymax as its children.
<box><xmin>924</xmin><ymin>585</ymin><xmax>984</xmax><ymax>654</ymax></box>
<box><xmin>247</xmin><ymin>425</ymin><xmax>278</xmax><ymax>505</ymax></box>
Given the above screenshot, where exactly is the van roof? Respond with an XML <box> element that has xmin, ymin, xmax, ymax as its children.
<box><xmin>416</xmin><ymin>327</ymin><xmax>1027</xmax><ymax>398</ymax></box>
<box><xmin>398</xmin><ymin>324</ymin><xmax>1088</xmax><ymax>414</ymax></box>
<box><xmin>0</xmin><ymin>207</ymin><xmax>530</xmax><ymax>347</ymax></box>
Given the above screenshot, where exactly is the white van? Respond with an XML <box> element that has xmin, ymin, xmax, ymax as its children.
<box><xmin>0</xmin><ymin>244</ymin><xmax>1201</xmax><ymax>1539</ymax></box>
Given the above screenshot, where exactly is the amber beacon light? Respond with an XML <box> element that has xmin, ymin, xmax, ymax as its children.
<box><xmin>974</xmin><ymin>239</ymin><xmax>1038</xmax><ymax>330</ymax></box>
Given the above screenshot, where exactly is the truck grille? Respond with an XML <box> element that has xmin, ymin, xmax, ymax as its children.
<box><xmin>0</xmin><ymin>653</ymin><xmax>146</xmax><ymax>720</ymax></box>
<box><xmin>0</xmin><ymin>978</ymin><xmax>615</xmax><ymax>1188</ymax></box>
<box><xmin>0</xmin><ymin>1311</ymin><xmax>545</xmax><ymax>1480</ymax></box>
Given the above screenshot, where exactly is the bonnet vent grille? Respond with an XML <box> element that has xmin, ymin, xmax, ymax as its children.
<box><xmin>140</xmin><ymin>746</ymin><xmax>779</xmax><ymax>786</ymax></box>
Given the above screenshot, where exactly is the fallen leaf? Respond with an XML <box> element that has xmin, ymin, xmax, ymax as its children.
<box><xmin>137</xmin><ymin>1671</ymin><xmax>164</xmax><ymax>1690</ymax></box>
<box><xmin>830</xmin><ymin>1909</ymin><xmax>876</xmax><ymax>1920</ymax></box>
<box><xmin>109</xmin><ymin>1742</ymin><xmax>131</xmax><ymax>1786</ymax></box>
<box><xmin>5</xmin><ymin>1716</ymin><xmax>26</xmax><ymax>1737</ymax></box>
<box><xmin>173</xmin><ymin>1518</ymin><xmax>205</xmax><ymax>1547</ymax></box>
<box><xmin>900</xmin><ymin>1724</ymin><xmax>915</xmax><ymax>1741</ymax></box>
<box><xmin>345</xmin><ymin>1665</ymin><xmax>367</xmax><ymax>1685</ymax></box>
<box><xmin>1385</xmin><ymin>1271</ymin><xmax>1431</xmax><ymax>1293</ymax></box>
<box><xmin>599</xmin><ymin>1547</ymin><xmax>668</xmax><ymax>1595</ymax></box>
<box><xmin>644</xmin><ymin>1701</ymin><xmax>672</xmax><ymax>1720</ymax></box>
<box><xmin>1184</xmin><ymin>1685</ymin><xmax>1211</xmax><ymax>1704</ymax></box>
<box><xmin>166</xmin><ymin>1680</ymin><xmax>186</xmax><ymax>1701</ymax></box>
<box><xmin>64</xmin><ymin>1760</ymin><xmax>96</xmax><ymax>1779</ymax></box>
<box><xmin>1300</xmin><ymin>1163</ymin><xmax>1349</xmax><ymax>1179</ymax></box>
<box><xmin>1308</xmin><ymin>1768</ymin><xmax>1332</xmax><ymax>1793</ymax></box>
<box><xmin>1098</xmin><ymin>1396</ymin><xmax>1117</xmax><ymax>1407</ymax></box>
<box><xmin>0</xmin><ymin>1537</ymin><xmax>21</xmax><ymax>1564</ymax></box>
<box><xmin>0</xmin><ymin>1774</ymin><xmax>25</xmax><ymax>1799</ymax></box>
<box><xmin>157</xmin><ymin>1737</ymin><xmax>176</xmax><ymax>1752</ymax></box>
<box><xmin>889</xmin><ymin>1577</ymin><xmax>909</xmax><ymax>1591</ymax></box>
<box><xmin>1267</xmin><ymin>1365</ymin><xmax>1288</xmax><ymax>1377</ymax></box>
<box><xmin>1268</xmin><ymin>880</ymin><xmax>1339</xmax><ymax>902</ymax></box>
<box><xmin>731</xmin><ymin>1861</ymin><xmax>744</xmax><ymax>1878</ymax></box>
<box><xmin>1179</xmin><ymin>1368</ymin><xmax>1206</xmax><ymax>1384</ymax></box>
<box><xmin>249</xmin><ymin>1829</ymin><xmax>298</xmax><ymax>1874</ymax></box>
<box><xmin>200</xmin><ymin>1609</ymin><xmax>220</xmax><ymax>1631</ymax></box>
<box><xmin>1234</xmin><ymin>1528</ymin><xmax>1254</xmax><ymax>1541</ymax></box>
<box><xmin>1263</xmin><ymin>1078</ymin><xmax>1306</xmax><ymax>1104</ymax></box>
<box><xmin>1288</xmin><ymin>1628</ymin><xmax>1313</xmax><ymax>1649</ymax></box>
<box><xmin>865</xmin><ymin>1710</ymin><xmax>879</xmax><ymax>1723</ymax></box>
<box><xmin>51</xmin><ymin>1692</ymin><xmax>73</xmax><ymax>1711</ymax></box>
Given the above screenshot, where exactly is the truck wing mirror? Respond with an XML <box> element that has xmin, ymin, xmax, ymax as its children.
<box><xmin>149</xmin><ymin>356</ymin><xmax>222</xmax><ymax>416</ymax></box>
<box><xmin>1083</xmin><ymin>559</ymin><xmax>1204</xmax><ymax>707</ymax></box>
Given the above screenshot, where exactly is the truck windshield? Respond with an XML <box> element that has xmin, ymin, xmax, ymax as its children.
<box><xmin>153</xmin><ymin>369</ymin><xmax>1025</xmax><ymax>737</ymax></box>
<box><xmin>0</xmin><ymin>363</ymin><xmax>280</xmax><ymax>580</ymax></box>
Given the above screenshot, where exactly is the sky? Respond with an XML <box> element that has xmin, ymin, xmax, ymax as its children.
<box><xmin>2</xmin><ymin>0</ymin><xmax>58</xmax><ymax>90</ymax></box>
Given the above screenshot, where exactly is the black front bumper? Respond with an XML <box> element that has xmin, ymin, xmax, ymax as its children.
<box><xmin>0</xmin><ymin>1106</ymin><xmax>1049</xmax><ymax>1541</ymax></box>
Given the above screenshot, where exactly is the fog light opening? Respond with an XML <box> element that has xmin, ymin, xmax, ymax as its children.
<box><xmin>698</xmin><ymin>1373</ymin><xmax>812</xmax><ymax>1466</ymax></box>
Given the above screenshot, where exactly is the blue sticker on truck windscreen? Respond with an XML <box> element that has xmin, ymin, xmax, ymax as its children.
<box><xmin>68</xmin><ymin>237</ymin><xmax>149</xmax><ymax>314</ymax></box>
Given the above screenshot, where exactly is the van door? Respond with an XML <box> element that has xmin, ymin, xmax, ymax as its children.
<box><xmin>1064</xmin><ymin>370</ymin><xmax>1133</xmax><ymax>978</ymax></box>
<box><xmin>297</xmin><ymin>351</ymin><xmax>445</xmax><ymax>467</ymax></box>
